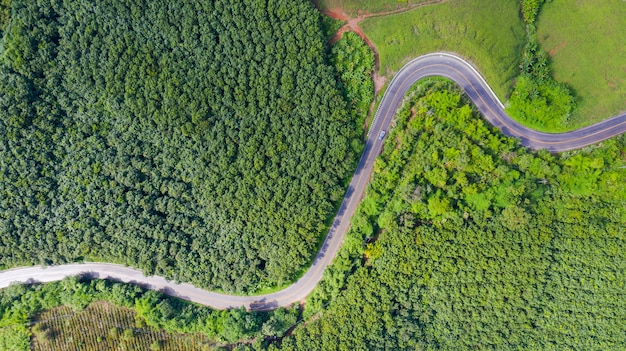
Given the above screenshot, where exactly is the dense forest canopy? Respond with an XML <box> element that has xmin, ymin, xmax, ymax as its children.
<box><xmin>262</xmin><ymin>80</ymin><xmax>626</xmax><ymax>350</ymax></box>
<box><xmin>0</xmin><ymin>277</ymin><xmax>300</xmax><ymax>349</ymax></box>
<box><xmin>0</xmin><ymin>0</ymin><xmax>10</xmax><ymax>33</ymax></box>
<box><xmin>0</xmin><ymin>0</ymin><xmax>361</xmax><ymax>292</ymax></box>
<box><xmin>330</xmin><ymin>32</ymin><xmax>375</xmax><ymax>129</ymax></box>
<box><xmin>2</xmin><ymin>80</ymin><xmax>624</xmax><ymax>351</ymax></box>
<box><xmin>0</xmin><ymin>30</ymin><xmax>374</xmax><ymax>350</ymax></box>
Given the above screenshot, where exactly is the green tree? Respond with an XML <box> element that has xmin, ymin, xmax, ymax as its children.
<box><xmin>269</xmin><ymin>80</ymin><xmax>626</xmax><ymax>351</ymax></box>
<box><xmin>0</xmin><ymin>0</ymin><xmax>362</xmax><ymax>293</ymax></box>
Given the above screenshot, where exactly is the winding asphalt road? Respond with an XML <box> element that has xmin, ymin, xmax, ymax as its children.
<box><xmin>1</xmin><ymin>53</ymin><xmax>625</xmax><ymax>311</ymax></box>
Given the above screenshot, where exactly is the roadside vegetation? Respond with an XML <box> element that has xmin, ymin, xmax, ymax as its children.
<box><xmin>336</xmin><ymin>0</ymin><xmax>623</xmax><ymax>131</ymax></box>
<box><xmin>254</xmin><ymin>80</ymin><xmax>626</xmax><ymax>350</ymax></box>
<box><xmin>505</xmin><ymin>0</ymin><xmax>576</xmax><ymax>132</ymax></box>
<box><xmin>330</xmin><ymin>32</ymin><xmax>375</xmax><ymax>131</ymax></box>
<box><xmin>360</xmin><ymin>0</ymin><xmax>525</xmax><ymax>100</ymax></box>
<box><xmin>0</xmin><ymin>0</ymin><xmax>365</xmax><ymax>294</ymax></box>
<box><xmin>1</xmin><ymin>1</ymin><xmax>625</xmax><ymax>349</ymax></box>
<box><xmin>5</xmin><ymin>76</ymin><xmax>623</xmax><ymax>351</ymax></box>
<box><xmin>0</xmin><ymin>277</ymin><xmax>301</xmax><ymax>350</ymax></box>
<box><xmin>537</xmin><ymin>0</ymin><xmax>626</xmax><ymax>127</ymax></box>
<box><xmin>320</xmin><ymin>14</ymin><xmax>344</xmax><ymax>40</ymax></box>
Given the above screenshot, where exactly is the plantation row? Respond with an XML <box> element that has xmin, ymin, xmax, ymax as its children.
<box><xmin>0</xmin><ymin>276</ymin><xmax>301</xmax><ymax>350</ymax></box>
<box><xmin>31</xmin><ymin>303</ymin><xmax>212</xmax><ymax>351</ymax></box>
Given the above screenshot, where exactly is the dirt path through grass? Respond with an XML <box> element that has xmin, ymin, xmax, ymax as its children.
<box><xmin>314</xmin><ymin>0</ymin><xmax>450</xmax><ymax>94</ymax></box>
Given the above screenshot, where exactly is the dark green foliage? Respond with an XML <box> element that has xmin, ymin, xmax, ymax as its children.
<box><xmin>261</xmin><ymin>306</ymin><xmax>299</xmax><ymax>337</ymax></box>
<box><xmin>0</xmin><ymin>0</ymin><xmax>360</xmax><ymax>292</ymax></box>
<box><xmin>508</xmin><ymin>74</ymin><xmax>575</xmax><ymax>130</ymax></box>
<box><xmin>0</xmin><ymin>277</ymin><xmax>301</xmax><ymax>348</ymax></box>
<box><xmin>0</xmin><ymin>0</ymin><xmax>9</xmax><ymax>33</ymax></box>
<box><xmin>260</xmin><ymin>80</ymin><xmax>626</xmax><ymax>350</ymax></box>
<box><xmin>507</xmin><ymin>0</ymin><xmax>576</xmax><ymax>132</ymax></box>
<box><xmin>319</xmin><ymin>14</ymin><xmax>344</xmax><ymax>40</ymax></box>
<box><xmin>520</xmin><ymin>0</ymin><xmax>544</xmax><ymax>24</ymax></box>
<box><xmin>518</xmin><ymin>39</ymin><xmax>549</xmax><ymax>80</ymax></box>
<box><xmin>331</xmin><ymin>32</ymin><xmax>375</xmax><ymax>129</ymax></box>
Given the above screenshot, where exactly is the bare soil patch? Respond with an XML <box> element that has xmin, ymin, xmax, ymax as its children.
<box><xmin>548</xmin><ymin>41</ymin><xmax>567</xmax><ymax>56</ymax></box>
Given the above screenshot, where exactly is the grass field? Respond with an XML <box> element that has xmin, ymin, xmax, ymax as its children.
<box><xmin>537</xmin><ymin>0</ymin><xmax>626</xmax><ymax>126</ymax></box>
<box><xmin>360</xmin><ymin>0</ymin><xmax>525</xmax><ymax>100</ymax></box>
<box><xmin>31</xmin><ymin>302</ymin><xmax>213</xmax><ymax>351</ymax></box>
<box><xmin>313</xmin><ymin>0</ymin><xmax>433</xmax><ymax>17</ymax></box>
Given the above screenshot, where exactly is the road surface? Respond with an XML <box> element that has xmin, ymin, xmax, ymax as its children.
<box><xmin>1</xmin><ymin>53</ymin><xmax>625</xmax><ymax>311</ymax></box>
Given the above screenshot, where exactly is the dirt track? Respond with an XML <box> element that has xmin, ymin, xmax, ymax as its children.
<box><xmin>315</xmin><ymin>0</ymin><xmax>450</xmax><ymax>93</ymax></box>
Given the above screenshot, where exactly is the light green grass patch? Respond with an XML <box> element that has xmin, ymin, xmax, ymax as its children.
<box><xmin>313</xmin><ymin>0</ymin><xmax>432</xmax><ymax>17</ymax></box>
<box><xmin>360</xmin><ymin>0</ymin><xmax>525</xmax><ymax>100</ymax></box>
<box><xmin>537</xmin><ymin>0</ymin><xmax>626</xmax><ymax>126</ymax></box>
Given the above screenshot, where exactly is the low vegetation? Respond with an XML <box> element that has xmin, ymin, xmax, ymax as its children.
<box><xmin>333</xmin><ymin>0</ymin><xmax>622</xmax><ymax>131</ymax></box>
<box><xmin>255</xmin><ymin>80</ymin><xmax>626</xmax><ymax>350</ymax></box>
<box><xmin>313</xmin><ymin>0</ymin><xmax>432</xmax><ymax>16</ymax></box>
<box><xmin>31</xmin><ymin>302</ymin><xmax>211</xmax><ymax>351</ymax></box>
<box><xmin>0</xmin><ymin>0</ymin><xmax>363</xmax><ymax>293</ymax></box>
<box><xmin>0</xmin><ymin>277</ymin><xmax>301</xmax><ymax>350</ymax></box>
<box><xmin>506</xmin><ymin>0</ymin><xmax>577</xmax><ymax>132</ymax></box>
<box><xmin>537</xmin><ymin>0</ymin><xmax>626</xmax><ymax>126</ymax></box>
<box><xmin>331</xmin><ymin>32</ymin><xmax>375</xmax><ymax>131</ymax></box>
<box><xmin>360</xmin><ymin>0</ymin><xmax>525</xmax><ymax>99</ymax></box>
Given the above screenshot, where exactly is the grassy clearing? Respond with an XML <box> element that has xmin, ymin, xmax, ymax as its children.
<box><xmin>30</xmin><ymin>302</ymin><xmax>213</xmax><ymax>351</ymax></box>
<box><xmin>313</xmin><ymin>0</ymin><xmax>432</xmax><ymax>17</ymax></box>
<box><xmin>360</xmin><ymin>0</ymin><xmax>525</xmax><ymax>100</ymax></box>
<box><xmin>537</xmin><ymin>0</ymin><xmax>626</xmax><ymax>126</ymax></box>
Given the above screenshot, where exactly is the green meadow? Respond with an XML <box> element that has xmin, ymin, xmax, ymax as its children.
<box><xmin>313</xmin><ymin>0</ymin><xmax>432</xmax><ymax>17</ymax></box>
<box><xmin>537</xmin><ymin>0</ymin><xmax>626</xmax><ymax>127</ymax></box>
<box><xmin>360</xmin><ymin>0</ymin><xmax>525</xmax><ymax>100</ymax></box>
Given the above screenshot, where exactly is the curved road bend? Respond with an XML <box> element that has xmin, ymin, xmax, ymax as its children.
<box><xmin>1</xmin><ymin>53</ymin><xmax>625</xmax><ymax>311</ymax></box>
